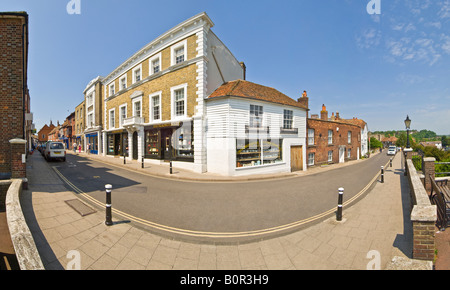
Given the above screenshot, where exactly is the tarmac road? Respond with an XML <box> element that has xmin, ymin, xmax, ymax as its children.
<box><xmin>53</xmin><ymin>152</ymin><xmax>392</xmax><ymax>240</ymax></box>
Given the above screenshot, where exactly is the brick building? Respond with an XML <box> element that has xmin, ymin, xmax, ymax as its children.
<box><xmin>307</xmin><ymin>104</ymin><xmax>367</xmax><ymax>167</ymax></box>
<box><xmin>0</xmin><ymin>12</ymin><xmax>30</xmax><ymax>179</ymax></box>
<box><xmin>100</xmin><ymin>12</ymin><xmax>245</xmax><ymax>173</ymax></box>
<box><xmin>37</xmin><ymin>122</ymin><xmax>56</xmax><ymax>144</ymax></box>
<box><xmin>75</xmin><ymin>100</ymin><xmax>85</xmax><ymax>150</ymax></box>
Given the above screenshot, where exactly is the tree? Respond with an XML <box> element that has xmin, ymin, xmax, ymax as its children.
<box><xmin>442</xmin><ymin>135</ymin><xmax>449</xmax><ymax>148</ymax></box>
<box><xmin>370</xmin><ymin>137</ymin><xmax>382</xmax><ymax>149</ymax></box>
<box><xmin>395</xmin><ymin>132</ymin><xmax>415</xmax><ymax>148</ymax></box>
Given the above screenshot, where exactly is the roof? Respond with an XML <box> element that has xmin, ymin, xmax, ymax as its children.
<box><xmin>208</xmin><ymin>80</ymin><xmax>308</xmax><ymax>110</ymax></box>
<box><xmin>341</xmin><ymin>118</ymin><xmax>367</xmax><ymax>128</ymax></box>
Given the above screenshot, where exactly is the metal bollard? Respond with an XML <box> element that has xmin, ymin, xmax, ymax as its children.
<box><xmin>390</xmin><ymin>158</ymin><xmax>392</xmax><ymax>167</ymax></box>
<box><xmin>123</xmin><ymin>152</ymin><xmax>126</xmax><ymax>164</ymax></box>
<box><xmin>142</xmin><ymin>156</ymin><xmax>144</xmax><ymax>168</ymax></box>
<box><xmin>381</xmin><ymin>166</ymin><xmax>384</xmax><ymax>183</ymax></box>
<box><xmin>105</xmin><ymin>184</ymin><xmax>113</xmax><ymax>226</ymax></box>
<box><xmin>337</xmin><ymin>187</ymin><xmax>344</xmax><ymax>221</ymax></box>
<box><xmin>170</xmin><ymin>160</ymin><xmax>173</xmax><ymax>174</ymax></box>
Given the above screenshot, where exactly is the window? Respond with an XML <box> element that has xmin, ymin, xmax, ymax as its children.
<box><xmin>86</xmin><ymin>93</ymin><xmax>93</xmax><ymax>107</ymax></box>
<box><xmin>347</xmin><ymin>148</ymin><xmax>351</xmax><ymax>159</ymax></box>
<box><xmin>150</xmin><ymin>93</ymin><xmax>161</xmax><ymax>121</ymax></box>
<box><xmin>308</xmin><ymin>153</ymin><xmax>315</xmax><ymax>166</ymax></box>
<box><xmin>150</xmin><ymin>53</ymin><xmax>161</xmax><ymax>75</ymax></box>
<box><xmin>132</xmin><ymin>65</ymin><xmax>142</xmax><ymax>84</ymax></box>
<box><xmin>175</xmin><ymin>89</ymin><xmax>184</xmax><ymax>116</ymax></box>
<box><xmin>171</xmin><ymin>40</ymin><xmax>187</xmax><ymax>66</ymax></box>
<box><xmin>133</xmin><ymin>100</ymin><xmax>142</xmax><ymax>118</ymax></box>
<box><xmin>250</xmin><ymin>105</ymin><xmax>263</xmax><ymax>128</ymax></box>
<box><xmin>119</xmin><ymin>75</ymin><xmax>127</xmax><ymax>90</ymax></box>
<box><xmin>328</xmin><ymin>130</ymin><xmax>333</xmax><ymax>145</ymax></box>
<box><xmin>87</xmin><ymin>113</ymin><xmax>93</xmax><ymax>128</ymax></box>
<box><xmin>109</xmin><ymin>84</ymin><xmax>115</xmax><ymax>96</ymax></box>
<box><xmin>109</xmin><ymin>109</ymin><xmax>115</xmax><ymax>129</ymax></box>
<box><xmin>348</xmin><ymin>131</ymin><xmax>352</xmax><ymax>144</ymax></box>
<box><xmin>283</xmin><ymin>110</ymin><xmax>293</xmax><ymax>129</ymax></box>
<box><xmin>328</xmin><ymin>151</ymin><xmax>333</xmax><ymax>163</ymax></box>
<box><xmin>119</xmin><ymin>105</ymin><xmax>127</xmax><ymax>126</ymax></box>
<box><xmin>171</xmin><ymin>84</ymin><xmax>187</xmax><ymax>119</ymax></box>
<box><xmin>308</xmin><ymin>129</ymin><xmax>315</xmax><ymax>145</ymax></box>
<box><xmin>236</xmin><ymin>139</ymin><xmax>283</xmax><ymax>168</ymax></box>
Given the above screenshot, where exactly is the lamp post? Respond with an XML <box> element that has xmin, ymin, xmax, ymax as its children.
<box><xmin>404</xmin><ymin>115</ymin><xmax>411</xmax><ymax>149</ymax></box>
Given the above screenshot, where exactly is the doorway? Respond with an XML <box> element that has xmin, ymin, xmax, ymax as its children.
<box><xmin>161</xmin><ymin>129</ymin><xmax>173</xmax><ymax>161</ymax></box>
<box><xmin>133</xmin><ymin>131</ymin><xmax>138</xmax><ymax>160</ymax></box>
<box><xmin>339</xmin><ymin>147</ymin><xmax>345</xmax><ymax>163</ymax></box>
<box><xmin>290</xmin><ymin>146</ymin><xmax>303</xmax><ymax>172</ymax></box>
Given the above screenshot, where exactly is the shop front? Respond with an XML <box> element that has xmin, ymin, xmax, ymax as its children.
<box><xmin>144</xmin><ymin>120</ymin><xmax>194</xmax><ymax>162</ymax></box>
<box><xmin>85</xmin><ymin>133</ymin><xmax>99</xmax><ymax>154</ymax></box>
<box><xmin>106</xmin><ymin>130</ymin><xmax>128</xmax><ymax>157</ymax></box>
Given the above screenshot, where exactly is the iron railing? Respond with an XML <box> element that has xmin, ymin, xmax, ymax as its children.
<box><xmin>430</xmin><ymin>177</ymin><xmax>450</xmax><ymax>231</ymax></box>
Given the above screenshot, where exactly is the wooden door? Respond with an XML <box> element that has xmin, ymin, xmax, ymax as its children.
<box><xmin>290</xmin><ymin>146</ymin><xmax>303</xmax><ymax>172</ymax></box>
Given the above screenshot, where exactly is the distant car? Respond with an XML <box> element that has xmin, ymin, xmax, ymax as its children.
<box><xmin>387</xmin><ymin>146</ymin><xmax>396</xmax><ymax>156</ymax></box>
<box><xmin>44</xmin><ymin>141</ymin><xmax>66</xmax><ymax>162</ymax></box>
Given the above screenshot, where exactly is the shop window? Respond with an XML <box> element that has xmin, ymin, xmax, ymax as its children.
<box><xmin>236</xmin><ymin>139</ymin><xmax>282</xmax><ymax>168</ymax></box>
<box><xmin>172</xmin><ymin>121</ymin><xmax>194</xmax><ymax>161</ymax></box>
<box><xmin>145</xmin><ymin>129</ymin><xmax>159</xmax><ymax>158</ymax></box>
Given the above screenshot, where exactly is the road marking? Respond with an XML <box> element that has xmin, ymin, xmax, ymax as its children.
<box><xmin>4</xmin><ymin>256</ymin><xmax>11</xmax><ymax>270</ymax></box>
<box><xmin>52</xmin><ymin>156</ymin><xmax>392</xmax><ymax>240</ymax></box>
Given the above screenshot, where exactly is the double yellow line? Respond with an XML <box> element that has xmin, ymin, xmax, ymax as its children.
<box><xmin>52</xmin><ymin>157</ymin><xmax>390</xmax><ymax>240</ymax></box>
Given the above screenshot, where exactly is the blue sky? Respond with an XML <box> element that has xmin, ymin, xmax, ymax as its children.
<box><xmin>2</xmin><ymin>0</ymin><xmax>450</xmax><ymax>134</ymax></box>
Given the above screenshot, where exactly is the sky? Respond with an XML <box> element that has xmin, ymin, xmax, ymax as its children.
<box><xmin>2</xmin><ymin>0</ymin><xmax>450</xmax><ymax>135</ymax></box>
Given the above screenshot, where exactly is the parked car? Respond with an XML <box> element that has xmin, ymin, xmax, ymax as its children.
<box><xmin>44</xmin><ymin>141</ymin><xmax>66</xmax><ymax>162</ymax></box>
<box><xmin>387</xmin><ymin>146</ymin><xmax>396</xmax><ymax>156</ymax></box>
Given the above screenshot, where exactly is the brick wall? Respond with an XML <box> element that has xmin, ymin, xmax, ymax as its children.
<box><xmin>0</xmin><ymin>13</ymin><xmax>28</xmax><ymax>179</ymax></box>
<box><xmin>307</xmin><ymin>118</ymin><xmax>362</xmax><ymax>166</ymax></box>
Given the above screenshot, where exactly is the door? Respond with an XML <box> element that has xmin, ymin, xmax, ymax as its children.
<box><xmin>161</xmin><ymin>129</ymin><xmax>172</xmax><ymax>160</ymax></box>
<box><xmin>290</xmin><ymin>146</ymin><xmax>303</xmax><ymax>172</ymax></box>
<box><xmin>133</xmin><ymin>131</ymin><xmax>138</xmax><ymax>160</ymax></box>
<box><xmin>339</xmin><ymin>147</ymin><xmax>345</xmax><ymax>163</ymax></box>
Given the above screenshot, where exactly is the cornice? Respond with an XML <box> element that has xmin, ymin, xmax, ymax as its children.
<box><xmin>102</xmin><ymin>12</ymin><xmax>214</xmax><ymax>86</ymax></box>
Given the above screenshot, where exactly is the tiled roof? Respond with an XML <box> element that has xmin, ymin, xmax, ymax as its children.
<box><xmin>208</xmin><ymin>80</ymin><xmax>308</xmax><ymax>110</ymax></box>
<box><xmin>341</xmin><ymin>118</ymin><xmax>367</xmax><ymax>129</ymax></box>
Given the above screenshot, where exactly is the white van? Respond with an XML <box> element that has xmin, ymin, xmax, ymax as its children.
<box><xmin>44</xmin><ymin>141</ymin><xmax>66</xmax><ymax>162</ymax></box>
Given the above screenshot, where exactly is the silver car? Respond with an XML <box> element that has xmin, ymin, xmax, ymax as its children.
<box><xmin>44</xmin><ymin>141</ymin><xmax>66</xmax><ymax>162</ymax></box>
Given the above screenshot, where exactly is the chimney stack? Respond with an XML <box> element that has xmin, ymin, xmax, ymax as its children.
<box><xmin>297</xmin><ymin>90</ymin><xmax>309</xmax><ymax>109</ymax></box>
<box><xmin>239</xmin><ymin>62</ymin><xmax>246</xmax><ymax>80</ymax></box>
<box><xmin>321</xmin><ymin>104</ymin><xmax>328</xmax><ymax>121</ymax></box>
<box><xmin>335</xmin><ymin>111</ymin><xmax>340</xmax><ymax>120</ymax></box>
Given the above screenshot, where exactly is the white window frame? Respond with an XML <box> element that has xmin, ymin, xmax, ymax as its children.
<box><xmin>283</xmin><ymin>109</ymin><xmax>293</xmax><ymax>129</ymax></box>
<box><xmin>149</xmin><ymin>91</ymin><xmax>162</xmax><ymax>122</ymax></box>
<box><xmin>308</xmin><ymin>153</ymin><xmax>315</xmax><ymax>166</ymax></box>
<box><xmin>87</xmin><ymin>112</ymin><xmax>94</xmax><ymax>128</ymax></box>
<box><xmin>347</xmin><ymin>148</ymin><xmax>351</xmax><ymax>159</ymax></box>
<box><xmin>119</xmin><ymin>104</ymin><xmax>127</xmax><ymax>127</ymax></box>
<box><xmin>328</xmin><ymin>130</ymin><xmax>333</xmax><ymax>145</ymax></box>
<box><xmin>348</xmin><ymin>131</ymin><xmax>352</xmax><ymax>144</ymax></box>
<box><xmin>171</xmin><ymin>40</ymin><xmax>187</xmax><ymax>66</ymax></box>
<box><xmin>132</xmin><ymin>96</ymin><xmax>142</xmax><ymax>118</ymax></box>
<box><xmin>109</xmin><ymin>108</ymin><xmax>116</xmax><ymax>129</ymax></box>
<box><xmin>249</xmin><ymin>104</ymin><xmax>264</xmax><ymax>128</ymax></box>
<box><xmin>109</xmin><ymin>83</ymin><xmax>115</xmax><ymax>97</ymax></box>
<box><xmin>149</xmin><ymin>53</ymin><xmax>162</xmax><ymax>75</ymax></box>
<box><xmin>308</xmin><ymin>129</ymin><xmax>315</xmax><ymax>145</ymax></box>
<box><xmin>132</xmin><ymin>64</ymin><xmax>143</xmax><ymax>84</ymax></box>
<box><xmin>170</xmin><ymin>83</ymin><xmax>188</xmax><ymax>120</ymax></box>
<box><xmin>328</xmin><ymin>151</ymin><xmax>333</xmax><ymax>163</ymax></box>
<box><xmin>119</xmin><ymin>75</ymin><xmax>127</xmax><ymax>91</ymax></box>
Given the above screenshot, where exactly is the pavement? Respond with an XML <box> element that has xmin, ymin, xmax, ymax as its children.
<box><xmin>15</xmin><ymin>150</ymin><xmax>444</xmax><ymax>270</ymax></box>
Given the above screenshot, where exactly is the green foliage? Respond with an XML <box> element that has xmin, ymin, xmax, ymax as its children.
<box><xmin>411</xmin><ymin>129</ymin><xmax>437</xmax><ymax>142</ymax></box>
<box><xmin>395</xmin><ymin>132</ymin><xmax>415</xmax><ymax>148</ymax></box>
<box><xmin>370</xmin><ymin>137</ymin><xmax>382</xmax><ymax>149</ymax></box>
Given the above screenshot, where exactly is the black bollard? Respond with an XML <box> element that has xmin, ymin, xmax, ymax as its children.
<box><xmin>142</xmin><ymin>156</ymin><xmax>144</xmax><ymax>168</ymax></box>
<box><xmin>390</xmin><ymin>158</ymin><xmax>392</xmax><ymax>168</ymax></box>
<box><xmin>337</xmin><ymin>187</ymin><xmax>344</xmax><ymax>221</ymax></box>
<box><xmin>381</xmin><ymin>166</ymin><xmax>384</xmax><ymax>183</ymax></box>
<box><xmin>105</xmin><ymin>184</ymin><xmax>113</xmax><ymax>226</ymax></box>
<box><xmin>123</xmin><ymin>152</ymin><xmax>126</xmax><ymax>165</ymax></box>
<box><xmin>170</xmin><ymin>160</ymin><xmax>173</xmax><ymax>174</ymax></box>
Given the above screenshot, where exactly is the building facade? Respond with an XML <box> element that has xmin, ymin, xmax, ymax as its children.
<box><xmin>307</xmin><ymin>105</ymin><xmax>366</xmax><ymax>167</ymax></box>
<box><xmin>0</xmin><ymin>12</ymin><xmax>30</xmax><ymax>179</ymax></box>
<box><xmin>75</xmin><ymin>101</ymin><xmax>85</xmax><ymax>150</ymax></box>
<box><xmin>101</xmin><ymin>12</ymin><xmax>244</xmax><ymax>173</ymax></box>
<box><xmin>206</xmin><ymin>80</ymin><xmax>309</xmax><ymax>176</ymax></box>
<box><xmin>37</xmin><ymin>123</ymin><xmax>56</xmax><ymax>144</ymax></box>
<box><xmin>84</xmin><ymin>77</ymin><xmax>103</xmax><ymax>154</ymax></box>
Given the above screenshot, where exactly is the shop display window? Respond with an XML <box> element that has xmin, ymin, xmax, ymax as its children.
<box><xmin>173</xmin><ymin>121</ymin><xmax>194</xmax><ymax>161</ymax></box>
<box><xmin>236</xmin><ymin>139</ymin><xmax>282</xmax><ymax>168</ymax></box>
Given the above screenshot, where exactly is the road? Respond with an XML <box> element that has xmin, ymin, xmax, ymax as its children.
<box><xmin>52</xmin><ymin>152</ymin><xmax>392</xmax><ymax>240</ymax></box>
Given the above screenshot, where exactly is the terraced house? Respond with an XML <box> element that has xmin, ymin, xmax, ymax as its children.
<box><xmin>101</xmin><ymin>12</ymin><xmax>245</xmax><ymax>173</ymax></box>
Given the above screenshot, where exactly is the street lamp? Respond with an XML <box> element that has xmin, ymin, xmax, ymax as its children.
<box><xmin>404</xmin><ymin>115</ymin><xmax>411</xmax><ymax>149</ymax></box>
